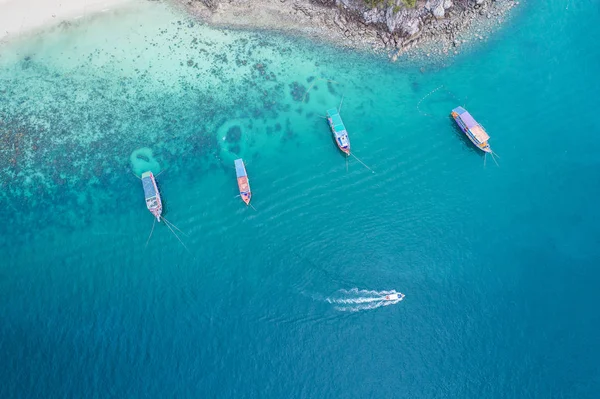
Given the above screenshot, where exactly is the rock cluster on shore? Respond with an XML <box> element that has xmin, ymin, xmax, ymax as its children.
<box><xmin>179</xmin><ymin>0</ymin><xmax>518</xmax><ymax>59</ymax></box>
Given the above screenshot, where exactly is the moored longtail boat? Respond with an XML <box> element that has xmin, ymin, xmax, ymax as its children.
<box><xmin>234</xmin><ymin>158</ymin><xmax>251</xmax><ymax>206</ymax></box>
<box><xmin>141</xmin><ymin>171</ymin><xmax>162</xmax><ymax>221</ymax></box>
<box><xmin>326</xmin><ymin>108</ymin><xmax>351</xmax><ymax>155</ymax></box>
<box><xmin>451</xmin><ymin>106</ymin><xmax>492</xmax><ymax>153</ymax></box>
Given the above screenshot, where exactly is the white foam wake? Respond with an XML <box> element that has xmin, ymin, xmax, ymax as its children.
<box><xmin>325</xmin><ymin>289</ymin><xmax>405</xmax><ymax>312</ymax></box>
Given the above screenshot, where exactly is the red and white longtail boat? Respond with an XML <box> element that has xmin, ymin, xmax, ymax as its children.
<box><xmin>141</xmin><ymin>171</ymin><xmax>162</xmax><ymax>221</ymax></box>
<box><xmin>234</xmin><ymin>159</ymin><xmax>251</xmax><ymax>206</ymax></box>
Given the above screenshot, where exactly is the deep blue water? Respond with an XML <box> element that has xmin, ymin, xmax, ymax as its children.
<box><xmin>1</xmin><ymin>1</ymin><xmax>599</xmax><ymax>397</ymax></box>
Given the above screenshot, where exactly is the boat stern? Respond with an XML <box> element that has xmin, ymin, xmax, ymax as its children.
<box><xmin>151</xmin><ymin>204</ymin><xmax>162</xmax><ymax>222</ymax></box>
<box><xmin>335</xmin><ymin>133</ymin><xmax>351</xmax><ymax>155</ymax></box>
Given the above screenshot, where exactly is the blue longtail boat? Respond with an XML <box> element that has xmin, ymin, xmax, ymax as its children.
<box><xmin>234</xmin><ymin>159</ymin><xmax>251</xmax><ymax>206</ymax></box>
<box><xmin>326</xmin><ymin>108</ymin><xmax>351</xmax><ymax>155</ymax></box>
<box><xmin>451</xmin><ymin>106</ymin><xmax>492</xmax><ymax>153</ymax></box>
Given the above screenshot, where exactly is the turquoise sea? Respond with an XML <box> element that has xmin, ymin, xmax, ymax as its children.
<box><xmin>1</xmin><ymin>0</ymin><xmax>599</xmax><ymax>397</ymax></box>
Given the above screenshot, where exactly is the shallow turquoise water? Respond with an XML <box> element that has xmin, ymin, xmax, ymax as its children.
<box><xmin>1</xmin><ymin>1</ymin><xmax>600</xmax><ymax>397</ymax></box>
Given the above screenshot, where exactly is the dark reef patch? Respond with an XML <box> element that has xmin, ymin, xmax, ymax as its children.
<box><xmin>289</xmin><ymin>81</ymin><xmax>307</xmax><ymax>102</ymax></box>
<box><xmin>226</xmin><ymin>126</ymin><xmax>242</xmax><ymax>143</ymax></box>
<box><xmin>136</xmin><ymin>154</ymin><xmax>150</xmax><ymax>162</ymax></box>
<box><xmin>411</xmin><ymin>80</ymin><xmax>420</xmax><ymax>92</ymax></box>
<box><xmin>327</xmin><ymin>81</ymin><xmax>338</xmax><ymax>95</ymax></box>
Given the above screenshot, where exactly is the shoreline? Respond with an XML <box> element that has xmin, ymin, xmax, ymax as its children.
<box><xmin>0</xmin><ymin>0</ymin><xmax>137</xmax><ymax>44</ymax></box>
<box><xmin>175</xmin><ymin>0</ymin><xmax>520</xmax><ymax>62</ymax></box>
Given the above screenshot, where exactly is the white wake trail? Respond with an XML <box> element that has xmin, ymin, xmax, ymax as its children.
<box><xmin>328</xmin><ymin>296</ymin><xmax>391</xmax><ymax>304</ymax></box>
<box><xmin>339</xmin><ymin>288</ymin><xmax>397</xmax><ymax>296</ymax></box>
<box><xmin>334</xmin><ymin>299</ymin><xmax>403</xmax><ymax>313</ymax></box>
<box><xmin>325</xmin><ymin>288</ymin><xmax>405</xmax><ymax>312</ymax></box>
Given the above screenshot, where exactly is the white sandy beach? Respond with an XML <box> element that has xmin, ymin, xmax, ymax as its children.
<box><xmin>0</xmin><ymin>0</ymin><xmax>136</xmax><ymax>41</ymax></box>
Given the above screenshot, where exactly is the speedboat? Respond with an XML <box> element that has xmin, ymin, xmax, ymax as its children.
<box><xmin>385</xmin><ymin>293</ymin><xmax>402</xmax><ymax>301</ymax></box>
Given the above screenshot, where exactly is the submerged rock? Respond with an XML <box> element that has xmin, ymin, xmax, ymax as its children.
<box><xmin>229</xmin><ymin>144</ymin><xmax>241</xmax><ymax>154</ymax></box>
<box><xmin>130</xmin><ymin>147</ymin><xmax>161</xmax><ymax>176</ymax></box>
<box><xmin>226</xmin><ymin>126</ymin><xmax>242</xmax><ymax>142</ymax></box>
<box><xmin>289</xmin><ymin>81</ymin><xmax>308</xmax><ymax>102</ymax></box>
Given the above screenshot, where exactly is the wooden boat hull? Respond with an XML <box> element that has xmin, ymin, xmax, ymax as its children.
<box><xmin>326</xmin><ymin>108</ymin><xmax>351</xmax><ymax>155</ymax></box>
<box><xmin>328</xmin><ymin>117</ymin><xmax>350</xmax><ymax>154</ymax></box>
<box><xmin>237</xmin><ymin>176</ymin><xmax>251</xmax><ymax>205</ymax></box>
<box><xmin>332</xmin><ymin>135</ymin><xmax>350</xmax><ymax>155</ymax></box>
<box><xmin>234</xmin><ymin>159</ymin><xmax>251</xmax><ymax>206</ymax></box>
<box><xmin>141</xmin><ymin>171</ymin><xmax>162</xmax><ymax>222</ymax></box>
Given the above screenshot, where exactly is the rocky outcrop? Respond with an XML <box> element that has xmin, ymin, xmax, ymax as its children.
<box><xmin>180</xmin><ymin>0</ymin><xmax>518</xmax><ymax>56</ymax></box>
<box><xmin>197</xmin><ymin>0</ymin><xmax>219</xmax><ymax>10</ymax></box>
<box><xmin>309</xmin><ymin>0</ymin><xmax>454</xmax><ymax>32</ymax></box>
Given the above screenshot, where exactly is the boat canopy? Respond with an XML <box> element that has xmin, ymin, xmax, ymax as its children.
<box><xmin>327</xmin><ymin>108</ymin><xmax>347</xmax><ymax>134</ymax></box>
<box><xmin>453</xmin><ymin>107</ymin><xmax>490</xmax><ymax>142</ymax></box>
<box><xmin>234</xmin><ymin>158</ymin><xmax>247</xmax><ymax>177</ymax></box>
<box><xmin>141</xmin><ymin>174</ymin><xmax>157</xmax><ymax>199</ymax></box>
<box><xmin>470</xmin><ymin>125</ymin><xmax>490</xmax><ymax>142</ymax></box>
